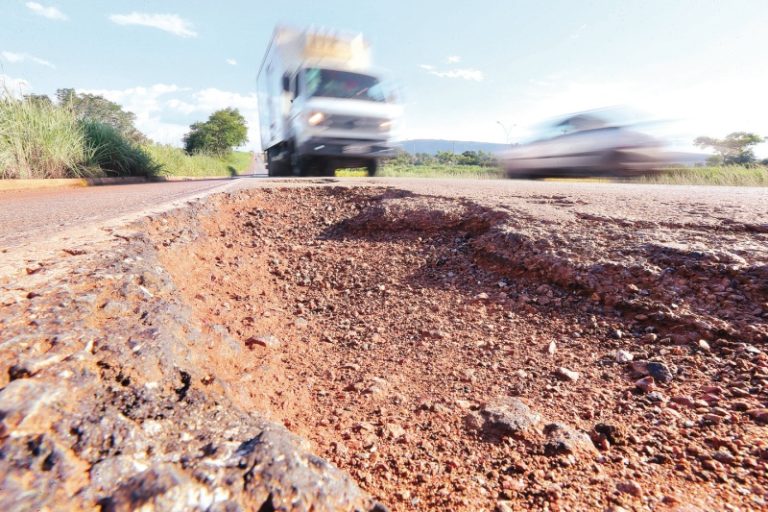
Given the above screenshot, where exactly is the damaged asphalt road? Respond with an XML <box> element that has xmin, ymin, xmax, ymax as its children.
<box><xmin>1</xmin><ymin>179</ymin><xmax>767</xmax><ymax>511</ymax></box>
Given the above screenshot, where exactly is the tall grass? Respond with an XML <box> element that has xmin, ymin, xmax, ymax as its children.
<box><xmin>377</xmin><ymin>163</ymin><xmax>503</xmax><ymax>179</ymax></box>
<box><xmin>633</xmin><ymin>166</ymin><xmax>768</xmax><ymax>187</ymax></box>
<box><xmin>81</xmin><ymin>120</ymin><xmax>159</xmax><ymax>177</ymax></box>
<box><xmin>145</xmin><ymin>145</ymin><xmax>252</xmax><ymax>177</ymax></box>
<box><xmin>0</xmin><ymin>93</ymin><xmax>251</xmax><ymax>179</ymax></box>
<box><xmin>361</xmin><ymin>162</ymin><xmax>768</xmax><ymax>187</ymax></box>
<box><xmin>0</xmin><ymin>94</ymin><xmax>95</xmax><ymax>179</ymax></box>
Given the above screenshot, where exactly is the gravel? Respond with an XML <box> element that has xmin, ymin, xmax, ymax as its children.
<box><xmin>2</xmin><ymin>182</ymin><xmax>767</xmax><ymax>511</ymax></box>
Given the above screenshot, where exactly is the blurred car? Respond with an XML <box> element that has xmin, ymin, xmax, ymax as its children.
<box><xmin>500</xmin><ymin>113</ymin><xmax>667</xmax><ymax>179</ymax></box>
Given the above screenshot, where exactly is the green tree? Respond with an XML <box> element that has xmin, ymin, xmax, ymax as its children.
<box><xmin>23</xmin><ymin>94</ymin><xmax>53</xmax><ymax>106</ymax></box>
<box><xmin>390</xmin><ymin>148</ymin><xmax>414</xmax><ymax>166</ymax></box>
<box><xmin>56</xmin><ymin>88</ymin><xmax>148</xmax><ymax>144</ymax></box>
<box><xmin>457</xmin><ymin>150</ymin><xmax>478</xmax><ymax>166</ymax></box>
<box><xmin>183</xmin><ymin>108</ymin><xmax>248</xmax><ymax>156</ymax></box>
<box><xmin>694</xmin><ymin>132</ymin><xmax>765</xmax><ymax>165</ymax></box>
<box><xmin>435</xmin><ymin>150</ymin><xmax>457</xmax><ymax>165</ymax></box>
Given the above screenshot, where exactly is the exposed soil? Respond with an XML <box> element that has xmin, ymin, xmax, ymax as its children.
<box><xmin>149</xmin><ymin>186</ymin><xmax>768</xmax><ymax>511</ymax></box>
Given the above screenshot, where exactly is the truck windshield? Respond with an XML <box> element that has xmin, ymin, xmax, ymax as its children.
<box><xmin>303</xmin><ymin>68</ymin><xmax>386</xmax><ymax>102</ymax></box>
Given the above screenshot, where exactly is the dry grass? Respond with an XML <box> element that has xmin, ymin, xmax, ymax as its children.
<box><xmin>145</xmin><ymin>145</ymin><xmax>252</xmax><ymax>177</ymax></box>
<box><xmin>336</xmin><ymin>163</ymin><xmax>503</xmax><ymax>179</ymax></box>
<box><xmin>0</xmin><ymin>94</ymin><xmax>95</xmax><ymax>179</ymax></box>
<box><xmin>634</xmin><ymin>166</ymin><xmax>768</xmax><ymax>187</ymax></box>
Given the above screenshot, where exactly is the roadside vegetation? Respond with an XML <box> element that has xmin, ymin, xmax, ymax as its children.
<box><xmin>0</xmin><ymin>86</ymin><xmax>251</xmax><ymax>179</ymax></box>
<box><xmin>336</xmin><ymin>148</ymin><xmax>503</xmax><ymax>178</ymax></box>
<box><xmin>364</xmin><ymin>160</ymin><xmax>768</xmax><ymax>186</ymax></box>
<box><xmin>634</xmin><ymin>165</ymin><xmax>768</xmax><ymax>187</ymax></box>
<box><xmin>637</xmin><ymin>132</ymin><xmax>768</xmax><ymax>186</ymax></box>
<box><xmin>377</xmin><ymin>163</ymin><xmax>502</xmax><ymax>178</ymax></box>
<box><xmin>363</xmin><ymin>161</ymin><xmax>768</xmax><ymax>186</ymax></box>
<box><xmin>0</xmin><ymin>92</ymin><xmax>93</xmax><ymax>179</ymax></box>
<box><xmin>184</xmin><ymin>108</ymin><xmax>248</xmax><ymax>157</ymax></box>
<box><xmin>336</xmin><ymin>142</ymin><xmax>768</xmax><ymax>186</ymax></box>
<box><xmin>146</xmin><ymin>145</ymin><xmax>251</xmax><ymax>177</ymax></box>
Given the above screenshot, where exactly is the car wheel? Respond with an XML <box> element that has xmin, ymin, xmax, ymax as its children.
<box><xmin>366</xmin><ymin>159</ymin><xmax>378</xmax><ymax>177</ymax></box>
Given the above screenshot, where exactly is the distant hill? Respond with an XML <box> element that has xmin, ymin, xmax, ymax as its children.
<box><xmin>397</xmin><ymin>139</ymin><xmax>509</xmax><ymax>155</ymax></box>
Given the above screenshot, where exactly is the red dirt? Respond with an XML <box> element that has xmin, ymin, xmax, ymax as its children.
<box><xmin>153</xmin><ymin>186</ymin><xmax>768</xmax><ymax>511</ymax></box>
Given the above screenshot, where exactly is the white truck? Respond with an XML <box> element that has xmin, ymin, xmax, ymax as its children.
<box><xmin>257</xmin><ymin>26</ymin><xmax>401</xmax><ymax>177</ymax></box>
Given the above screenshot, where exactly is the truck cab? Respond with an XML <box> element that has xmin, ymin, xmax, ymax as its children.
<box><xmin>258</xmin><ymin>27</ymin><xmax>401</xmax><ymax>177</ymax></box>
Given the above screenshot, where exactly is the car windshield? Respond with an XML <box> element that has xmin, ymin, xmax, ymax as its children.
<box><xmin>533</xmin><ymin>115</ymin><xmax>612</xmax><ymax>140</ymax></box>
<box><xmin>303</xmin><ymin>68</ymin><xmax>386</xmax><ymax>102</ymax></box>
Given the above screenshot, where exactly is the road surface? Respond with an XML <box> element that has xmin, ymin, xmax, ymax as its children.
<box><xmin>2</xmin><ymin>175</ymin><xmax>766</xmax><ymax>249</ymax></box>
<box><xmin>1</xmin><ymin>175</ymin><xmax>767</xmax><ymax>511</ymax></box>
<box><xmin>2</xmin><ymin>172</ymin><xmax>765</xmax><ymax>276</ymax></box>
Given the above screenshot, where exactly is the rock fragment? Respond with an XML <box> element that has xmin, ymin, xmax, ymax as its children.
<box><xmin>470</xmin><ymin>397</ymin><xmax>542</xmax><ymax>440</ymax></box>
<box><xmin>592</xmin><ymin>423</ymin><xmax>628</xmax><ymax>447</ymax></box>
<box><xmin>616</xmin><ymin>480</ymin><xmax>643</xmax><ymax>497</ymax></box>
<box><xmin>246</xmin><ymin>334</ymin><xmax>281</xmax><ymax>349</ymax></box>
<box><xmin>635</xmin><ymin>376</ymin><xmax>655</xmax><ymax>393</ymax></box>
<box><xmin>546</xmin><ymin>341</ymin><xmax>557</xmax><ymax>355</ymax></box>
<box><xmin>556</xmin><ymin>367</ymin><xmax>580</xmax><ymax>382</ymax></box>
<box><xmin>646</xmin><ymin>362</ymin><xmax>673</xmax><ymax>384</ymax></box>
<box><xmin>543</xmin><ymin>423</ymin><xmax>597</xmax><ymax>457</ymax></box>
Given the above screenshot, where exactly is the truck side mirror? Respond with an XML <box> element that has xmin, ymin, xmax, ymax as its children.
<box><xmin>282</xmin><ymin>74</ymin><xmax>291</xmax><ymax>93</ymax></box>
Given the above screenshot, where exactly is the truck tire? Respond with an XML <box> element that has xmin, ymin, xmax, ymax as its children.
<box><xmin>291</xmin><ymin>154</ymin><xmax>305</xmax><ymax>176</ymax></box>
<box><xmin>323</xmin><ymin>160</ymin><xmax>337</xmax><ymax>177</ymax></box>
<box><xmin>267</xmin><ymin>147</ymin><xmax>289</xmax><ymax>177</ymax></box>
<box><xmin>292</xmin><ymin>156</ymin><xmax>332</xmax><ymax>177</ymax></box>
<box><xmin>266</xmin><ymin>152</ymin><xmax>277</xmax><ymax>177</ymax></box>
<box><xmin>366</xmin><ymin>159</ymin><xmax>378</xmax><ymax>177</ymax></box>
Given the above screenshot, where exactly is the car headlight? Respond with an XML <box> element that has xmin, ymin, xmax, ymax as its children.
<box><xmin>379</xmin><ymin>120</ymin><xmax>393</xmax><ymax>131</ymax></box>
<box><xmin>307</xmin><ymin>112</ymin><xmax>325</xmax><ymax>126</ymax></box>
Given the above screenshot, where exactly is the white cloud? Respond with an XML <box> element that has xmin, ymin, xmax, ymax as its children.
<box><xmin>420</xmin><ymin>62</ymin><xmax>484</xmax><ymax>81</ymax></box>
<box><xmin>226</xmin><ymin>58</ymin><xmax>238</xmax><ymax>66</ymax></box>
<box><xmin>80</xmin><ymin>84</ymin><xmax>260</xmax><ymax>148</ymax></box>
<box><xmin>109</xmin><ymin>13</ymin><xmax>197</xmax><ymax>38</ymax></box>
<box><xmin>0</xmin><ymin>74</ymin><xmax>31</xmax><ymax>97</ymax></box>
<box><xmin>166</xmin><ymin>88</ymin><xmax>258</xmax><ymax>115</ymax></box>
<box><xmin>429</xmin><ymin>68</ymin><xmax>485</xmax><ymax>82</ymax></box>
<box><xmin>1</xmin><ymin>51</ymin><xmax>55</xmax><ymax>69</ymax></box>
<box><xmin>26</xmin><ymin>2</ymin><xmax>67</xmax><ymax>20</ymax></box>
<box><xmin>447</xmin><ymin>55</ymin><xmax>461</xmax><ymax>63</ymax></box>
<box><xmin>166</xmin><ymin>88</ymin><xmax>260</xmax><ymax>147</ymax></box>
<box><xmin>491</xmin><ymin>73</ymin><xmax>768</xmax><ymax>156</ymax></box>
<box><xmin>80</xmin><ymin>84</ymin><xmax>186</xmax><ymax>144</ymax></box>
<box><xmin>570</xmin><ymin>23</ymin><xmax>588</xmax><ymax>40</ymax></box>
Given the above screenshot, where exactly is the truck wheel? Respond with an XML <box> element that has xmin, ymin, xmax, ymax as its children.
<box><xmin>366</xmin><ymin>159</ymin><xmax>378</xmax><ymax>177</ymax></box>
<box><xmin>291</xmin><ymin>154</ymin><xmax>304</xmax><ymax>176</ymax></box>
<box><xmin>266</xmin><ymin>152</ymin><xmax>277</xmax><ymax>177</ymax></box>
<box><xmin>267</xmin><ymin>147</ymin><xmax>290</xmax><ymax>177</ymax></box>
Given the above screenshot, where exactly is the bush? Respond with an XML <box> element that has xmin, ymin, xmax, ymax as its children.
<box><xmin>0</xmin><ymin>94</ymin><xmax>94</xmax><ymax>179</ymax></box>
<box><xmin>0</xmin><ymin>90</ymin><xmax>250</xmax><ymax>179</ymax></box>
<box><xmin>81</xmin><ymin>120</ymin><xmax>159</xmax><ymax>177</ymax></box>
<box><xmin>144</xmin><ymin>145</ymin><xmax>252</xmax><ymax>177</ymax></box>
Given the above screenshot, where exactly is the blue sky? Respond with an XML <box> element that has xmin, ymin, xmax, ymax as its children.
<box><xmin>2</xmin><ymin>0</ymin><xmax>767</xmax><ymax>155</ymax></box>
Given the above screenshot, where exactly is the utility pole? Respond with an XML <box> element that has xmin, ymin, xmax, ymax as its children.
<box><xmin>496</xmin><ymin>120</ymin><xmax>511</xmax><ymax>145</ymax></box>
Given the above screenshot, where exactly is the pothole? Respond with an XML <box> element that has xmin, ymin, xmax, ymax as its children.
<box><xmin>147</xmin><ymin>186</ymin><xmax>768</xmax><ymax>511</ymax></box>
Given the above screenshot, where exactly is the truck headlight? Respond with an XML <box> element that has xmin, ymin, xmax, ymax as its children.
<box><xmin>307</xmin><ymin>112</ymin><xmax>325</xmax><ymax>126</ymax></box>
<box><xmin>379</xmin><ymin>120</ymin><xmax>393</xmax><ymax>131</ymax></box>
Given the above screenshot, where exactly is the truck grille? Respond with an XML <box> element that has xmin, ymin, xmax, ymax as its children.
<box><xmin>325</xmin><ymin>115</ymin><xmax>383</xmax><ymax>131</ymax></box>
